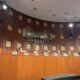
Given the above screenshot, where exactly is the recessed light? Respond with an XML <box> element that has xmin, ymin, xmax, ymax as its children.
<box><xmin>32</xmin><ymin>0</ymin><xmax>35</xmax><ymax>1</ymax></box>
<box><xmin>68</xmin><ymin>23</ymin><xmax>74</xmax><ymax>28</ymax></box>
<box><xmin>64</xmin><ymin>12</ymin><xmax>69</xmax><ymax>15</ymax></box>
<box><xmin>60</xmin><ymin>24</ymin><xmax>64</xmax><ymax>28</ymax></box>
<box><xmin>2</xmin><ymin>4</ymin><xmax>8</xmax><ymax>10</ymax></box>
<box><xmin>53</xmin><ymin>14</ymin><xmax>56</xmax><ymax>17</ymax></box>
<box><xmin>33</xmin><ymin>7</ymin><xmax>37</xmax><ymax>10</ymax></box>
<box><xmin>36</xmin><ymin>21</ymin><xmax>39</xmax><ymax>25</ymax></box>
<box><xmin>43</xmin><ymin>22</ymin><xmax>47</xmax><ymax>27</ymax></box>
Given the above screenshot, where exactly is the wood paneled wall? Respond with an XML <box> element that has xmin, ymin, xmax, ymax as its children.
<box><xmin>0</xmin><ymin>49</ymin><xmax>80</xmax><ymax>80</ymax></box>
<box><xmin>0</xmin><ymin>6</ymin><xmax>80</xmax><ymax>52</ymax></box>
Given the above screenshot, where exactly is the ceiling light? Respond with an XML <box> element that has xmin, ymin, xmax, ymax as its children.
<box><xmin>64</xmin><ymin>12</ymin><xmax>69</xmax><ymax>15</ymax></box>
<box><xmin>68</xmin><ymin>23</ymin><xmax>74</xmax><ymax>28</ymax></box>
<box><xmin>2</xmin><ymin>4</ymin><xmax>7</xmax><ymax>10</ymax></box>
<box><xmin>32</xmin><ymin>0</ymin><xmax>35</xmax><ymax>1</ymax></box>
<box><xmin>33</xmin><ymin>7</ymin><xmax>37</xmax><ymax>10</ymax></box>
<box><xmin>53</xmin><ymin>14</ymin><xmax>56</xmax><ymax>17</ymax></box>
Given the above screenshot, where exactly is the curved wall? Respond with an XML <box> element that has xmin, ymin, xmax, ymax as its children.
<box><xmin>0</xmin><ymin>6</ymin><xmax>80</xmax><ymax>80</ymax></box>
<box><xmin>0</xmin><ymin>6</ymin><xmax>80</xmax><ymax>53</ymax></box>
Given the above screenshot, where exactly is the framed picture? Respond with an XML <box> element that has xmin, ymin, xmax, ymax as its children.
<box><xmin>7</xmin><ymin>24</ymin><xmax>12</xmax><ymax>31</ymax></box>
<box><xmin>69</xmin><ymin>46</ymin><xmax>74</xmax><ymax>50</ymax></box>
<box><xmin>5</xmin><ymin>40</ymin><xmax>11</xmax><ymax>48</ymax></box>
<box><xmin>19</xmin><ymin>15</ymin><xmax>23</xmax><ymax>20</ymax></box>
<box><xmin>22</xmin><ymin>28</ymin><xmax>26</xmax><ymax>37</ymax></box>
<box><xmin>36</xmin><ymin>21</ymin><xmax>39</xmax><ymax>25</ymax></box>
<box><xmin>9</xmin><ymin>10</ymin><xmax>14</xmax><ymax>16</ymax></box>
<box><xmin>44</xmin><ymin>45</ymin><xmax>48</xmax><ymax>50</ymax></box>
<box><xmin>18</xmin><ymin>28</ymin><xmax>22</xmax><ymax>34</ymax></box>
<box><xmin>26</xmin><ymin>44</ymin><xmax>31</xmax><ymax>49</ymax></box>
<box><xmin>28</xmin><ymin>18</ymin><xmax>31</xmax><ymax>23</ymax></box>
<box><xmin>17</xmin><ymin>42</ymin><xmax>22</xmax><ymax>48</ymax></box>
<box><xmin>61</xmin><ymin>46</ymin><xmax>65</xmax><ymax>51</ymax></box>
<box><xmin>52</xmin><ymin>46</ymin><xmax>57</xmax><ymax>50</ymax></box>
<box><xmin>43</xmin><ymin>22</ymin><xmax>47</xmax><ymax>27</ymax></box>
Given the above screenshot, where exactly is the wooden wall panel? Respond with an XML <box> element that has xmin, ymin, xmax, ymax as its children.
<box><xmin>0</xmin><ymin>55</ymin><xmax>18</xmax><ymax>80</ymax></box>
<box><xmin>17</xmin><ymin>55</ymin><xmax>45</xmax><ymax>80</ymax></box>
<box><xmin>0</xmin><ymin>52</ymin><xmax>80</xmax><ymax>80</ymax></box>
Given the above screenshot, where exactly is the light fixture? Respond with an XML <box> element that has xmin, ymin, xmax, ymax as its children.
<box><xmin>33</xmin><ymin>7</ymin><xmax>37</xmax><ymax>10</ymax></box>
<box><xmin>68</xmin><ymin>23</ymin><xmax>74</xmax><ymax>28</ymax></box>
<box><xmin>2</xmin><ymin>4</ymin><xmax>7</xmax><ymax>10</ymax></box>
<box><xmin>53</xmin><ymin>14</ymin><xmax>56</xmax><ymax>17</ymax></box>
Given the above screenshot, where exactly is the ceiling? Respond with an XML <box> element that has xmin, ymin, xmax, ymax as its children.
<box><xmin>4</xmin><ymin>0</ymin><xmax>80</xmax><ymax>22</ymax></box>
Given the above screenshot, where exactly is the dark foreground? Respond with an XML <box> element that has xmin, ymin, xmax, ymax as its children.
<box><xmin>42</xmin><ymin>74</ymin><xmax>80</xmax><ymax>80</ymax></box>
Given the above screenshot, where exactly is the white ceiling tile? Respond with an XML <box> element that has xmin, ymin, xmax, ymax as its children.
<box><xmin>5</xmin><ymin>0</ymin><xmax>80</xmax><ymax>22</ymax></box>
